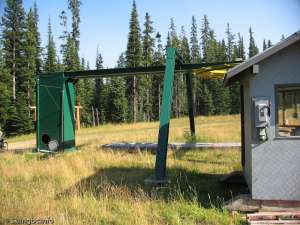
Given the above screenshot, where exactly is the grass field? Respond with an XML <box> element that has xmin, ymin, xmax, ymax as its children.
<box><xmin>0</xmin><ymin>115</ymin><xmax>246</xmax><ymax>225</ymax></box>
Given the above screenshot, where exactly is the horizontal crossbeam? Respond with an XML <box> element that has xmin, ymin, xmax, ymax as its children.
<box><xmin>63</xmin><ymin>61</ymin><xmax>242</xmax><ymax>79</ymax></box>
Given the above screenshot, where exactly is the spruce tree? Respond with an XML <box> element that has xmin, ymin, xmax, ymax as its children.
<box><xmin>107</xmin><ymin>53</ymin><xmax>128</xmax><ymax>123</ymax></box>
<box><xmin>151</xmin><ymin>32</ymin><xmax>164</xmax><ymax>121</ymax></box>
<box><xmin>230</xmin><ymin>33</ymin><xmax>245</xmax><ymax>114</ymax></box>
<box><xmin>190</xmin><ymin>16</ymin><xmax>202</xmax><ymax>115</ymax></box>
<box><xmin>196</xmin><ymin>81</ymin><xmax>214</xmax><ymax>115</ymax></box>
<box><xmin>1</xmin><ymin>0</ymin><xmax>34</xmax><ymax>134</ymax></box>
<box><xmin>225</xmin><ymin>23</ymin><xmax>235</xmax><ymax>61</ymax></box>
<box><xmin>216</xmin><ymin>39</ymin><xmax>227</xmax><ymax>62</ymax></box>
<box><xmin>263</xmin><ymin>39</ymin><xmax>267</xmax><ymax>51</ymax></box>
<box><xmin>1</xmin><ymin>0</ymin><xmax>26</xmax><ymax>102</ymax></box>
<box><xmin>68</xmin><ymin>0</ymin><xmax>81</xmax><ymax>50</ymax></box>
<box><xmin>200</xmin><ymin>15</ymin><xmax>215</xmax><ymax>115</ymax></box>
<box><xmin>0</xmin><ymin>48</ymin><xmax>11</xmax><ymax>130</ymax></box>
<box><xmin>32</xmin><ymin>2</ymin><xmax>42</xmax><ymax>74</ymax></box>
<box><xmin>179</xmin><ymin>26</ymin><xmax>190</xmax><ymax>63</ymax></box>
<box><xmin>44</xmin><ymin>18</ymin><xmax>57</xmax><ymax>72</ymax></box>
<box><xmin>190</xmin><ymin>16</ymin><xmax>201</xmax><ymax>63</ymax></box>
<box><xmin>94</xmin><ymin>50</ymin><xmax>107</xmax><ymax>124</ymax></box>
<box><xmin>179</xmin><ymin>26</ymin><xmax>191</xmax><ymax>115</ymax></box>
<box><xmin>125</xmin><ymin>0</ymin><xmax>142</xmax><ymax>122</ymax></box>
<box><xmin>81</xmin><ymin>59</ymin><xmax>94</xmax><ymax>126</ymax></box>
<box><xmin>248</xmin><ymin>27</ymin><xmax>259</xmax><ymax>58</ymax></box>
<box><xmin>267</xmin><ymin>40</ymin><xmax>272</xmax><ymax>48</ymax></box>
<box><xmin>233</xmin><ymin>33</ymin><xmax>245</xmax><ymax>60</ymax></box>
<box><xmin>168</xmin><ymin>18</ymin><xmax>183</xmax><ymax>118</ymax></box>
<box><xmin>201</xmin><ymin>14</ymin><xmax>211</xmax><ymax>63</ymax></box>
<box><xmin>141</xmin><ymin>12</ymin><xmax>155</xmax><ymax>121</ymax></box>
<box><xmin>24</xmin><ymin>8</ymin><xmax>38</xmax><ymax>108</ymax></box>
<box><xmin>59</xmin><ymin>10</ymin><xmax>68</xmax><ymax>56</ymax></box>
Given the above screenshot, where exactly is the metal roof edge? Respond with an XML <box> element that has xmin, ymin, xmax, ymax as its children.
<box><xmin>224</xmin><ymin>31</ymin><xmax>300</xmax><ymax>85</ymax></box>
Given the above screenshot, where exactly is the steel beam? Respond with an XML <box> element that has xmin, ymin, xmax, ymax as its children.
<box><xmin>154</xmin><ymin>47</ymin><xmax>176</xmax><ymax>182</ymax></box>
<box><xmin>63</xmin><ymin>61</ymin><xmax>242</xmax><ymax>79</ymax></box>
<box><xmin>185</xmin><ymin>71</ymin><xmax>195</xmax><ymax>136</ymax></box>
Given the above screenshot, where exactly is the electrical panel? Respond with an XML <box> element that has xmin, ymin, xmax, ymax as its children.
<box><xmin>253</xmin><ymin>97</ymin><xmax>271</xmax><ymax>141</ymax></box>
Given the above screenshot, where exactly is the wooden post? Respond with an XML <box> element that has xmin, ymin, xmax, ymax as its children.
<box><xmin>75</xmin><ymin>106</ymin><xmax>82</xmax><ymax>131</ymax></box>
<box><xmin>92</xmin><ymin>106</ymin><xmax>95</xmax><ymax>127</ymax></box>
<box><xmin>29</xmin><ymin>106</ymin><xmax>37</xmax><ymax>122</ymax></box>
<box><xmin>96</xmin><ymin>108</ymin><xmax>100</xmax><ymax>126</ymax></box>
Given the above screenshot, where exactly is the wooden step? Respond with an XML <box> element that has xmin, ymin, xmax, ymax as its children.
<box><xmin>247</xmin><ymin>211</ymin><xmax>300</xmax><ymax>225</ymax></box>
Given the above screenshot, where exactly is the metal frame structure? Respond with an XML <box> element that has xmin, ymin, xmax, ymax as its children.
<box><xmin>37</xmin><ymin>47</ymin><xmax>241</xmax><ymax>182</ymax></box>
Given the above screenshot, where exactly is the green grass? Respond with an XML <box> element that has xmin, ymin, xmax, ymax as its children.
<box><xmin>1</xmin><ymin>115</ymin><xmax>245</xmax><ymax>225</ymax></box>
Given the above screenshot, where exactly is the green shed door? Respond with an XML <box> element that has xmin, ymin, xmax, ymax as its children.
<box><xmin>37</xmin><ymin>73</ymin><xmax>63</xmax><ymax>151</ymax></box>
<box><xmin>62</xmin><ymin>80</ymin><xmax>76</xmax><ymax>151</ymax></box>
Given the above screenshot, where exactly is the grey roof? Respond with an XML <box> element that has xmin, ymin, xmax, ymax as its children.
<box><xmin>224</xmin><ymin>31</ymin><xmax>300</xmax><ymax>85</ymax></box>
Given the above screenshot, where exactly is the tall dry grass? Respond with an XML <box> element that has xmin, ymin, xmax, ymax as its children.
<box><xmin>1</xmin><ymin>115</ymin><xmax>244</xmax><ymax>225</ymax></box>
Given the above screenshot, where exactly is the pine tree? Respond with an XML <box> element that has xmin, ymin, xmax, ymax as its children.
<box><xmin>1</xmin><ymin>0</ymin><xmax>34</xmax><ymax>134</ymax></box>
<box><xmin>200</xmin><ymin>17</ymin><xmax>231</xmax><ymax>115</ymax></box>
<box><xmin>151</xmin><ymin>32</ymin><xmax>164</xmax><ymax>121</ymax></box>
<box><xmin>263</xmin><ymin>39</ymin><xmax>267</xmax><ymax>51</ymax></box>
<box><xmin>267</xmin><ymin>40</ymin><xmax>272</xmax><ymax>48</ymax></box>
<box><xmin>190</xmin><ymin>16</ymin><xmax>202</xmax><ymax>115</ymax></box>
<box><xmin>233</xmin><ymin>33</ymin><xmax>245</xmax><ymax>60</ymax></box>
<box><xmin>63</xmin><ymin>35</ymin><xmax>80</xmax><ymax>71</ymax></box>
<box><xmin>1</xmin><ymin>0</ymin><xmax>26</xmax><ymax>102</ymax></box>
<box><xmin>169</xmin><ymin>18</ymin><xmax>180</xmax><ymax>48</ymax></box>
<box><xmin>179</xmin><ymin>26</ymin><xmax>190</xmax><ymax>63</ymax></box>
<box><xmin>81</xmin><ymin>59</ymin><xmax>94</xmax><ymax>126</ymax></box>
<box><xmin>125</xmin><ymin>0</ymin><xmax>142</xmax><ymax>122</ymax></box>
<box><xmin>141</xmin><ymin>12</ymin><xmax>155</xmax><ymax>121</ymax></box>
<box><xmin>201</xmin><ymin>14</ymin><xmax>211</xmax><ymax>63</ymax></box>
<box><xmin>44</xmin><ymin>18</ymin><xmax>57</xmax><ymax>72</ymax></box>
<box><xmin>168</xmin><ymin>18</ymin><xmax>183</xmax><ymax>118</ymax></box>
<box><xmin>24</xmin><ymin>8</ymin><xmax>38</xmax><ymax>108</ymax></box>
<box><xmin>32</xmin><ymin>2</ymin><xmax>42</xmax><ymax>74</ymax></box>
<box><xmin>94</xmin><ymin>49</ymin><xmax>107</xmax><ymax>124</ymax></box>
<box><xmin>179</xmin><ymin>26</ymin><xmax>191</xmax><ymax>116</ymax></box>
<box><xmin>190</xmin><ymin>16</ymin><xmax>201</xmax><ymax>63</ymax></box>
<box><xmin>59</xmin><ymin>10</ymin><xmax>68</xmax><ymax>56</ymax></box>
<box><xmin>230</xmin><ymin>33</ymin><xmax>245</xmax><ymax>114</ymax></box>
<box><xmin>225</xmin><ymin>23</ymin><xmax>235</xmax><ymax>61</ymax></box>
<box><xmin>200</xmin><ymin>14</ymin><xmax>216</xmax><ymax>115</ymax></box>
<box><xmin>68</xmin><ymin>0</ymin><xmax>81</xmax><ymax>50</ymax></box>
<box><xmin>248</xmin><ymin>27</ymin><xmax>259</xmax><ymax>58</ymax></box>
<box><xmin>216</xmin><ymin>39</ymin><xmax>226</xmax><ymax>62</ymax></box>
<box><xmin>0</xmin><ymin>48</ymin><xmax>11</xmax><ymax>130</ymax></box>
<box><xmin>107</xmin><ymin>53</ymin><xmax>128</xmax><ymax>123</ymax></box>
<box><xmin>197</xmin><ymin>82</ymin><xmax>214</xmax><ymax>115</ymax></box>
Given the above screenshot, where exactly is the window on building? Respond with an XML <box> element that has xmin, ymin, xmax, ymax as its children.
<box><xmin>277</xmin><ymin>86</ymin><xmax>300</xmax><ymax>137</ymax></box>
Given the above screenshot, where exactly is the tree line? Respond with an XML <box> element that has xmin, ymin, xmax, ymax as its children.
<box><xmin>0</xmin><ymin>0</ymin><xmax>274</xmax><ymax>136</ymax></box>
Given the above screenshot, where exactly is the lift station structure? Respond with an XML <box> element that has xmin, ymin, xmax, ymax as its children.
<box><xmin>37</xmin><ymin>47</ymin><xmax>240</xmax><ymax>182</ymax></box>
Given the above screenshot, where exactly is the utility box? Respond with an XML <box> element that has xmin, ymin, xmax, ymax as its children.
<box><xmin>37</xmin><ymin>72</ymin><xmax>76</xmax><ymax>152</ymax></box>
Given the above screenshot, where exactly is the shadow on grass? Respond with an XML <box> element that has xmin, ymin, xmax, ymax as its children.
<box><xmin>58</xmin><ymin>165</ymin><xmax>248</xmax><ymax>209</ymax></box>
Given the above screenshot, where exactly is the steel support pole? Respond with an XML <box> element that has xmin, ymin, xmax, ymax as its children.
<box><xmin>185</xmin><ymin>71</ymin><xmax>195</xmax><ymax>136</ymax></box>
<box><xmin>154</xmin><ymin>48</ymin><xmax>176</xmax><ymax>181</ymax></box>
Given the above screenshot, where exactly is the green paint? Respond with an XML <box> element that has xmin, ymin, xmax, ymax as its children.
<box><xmin>154</xmin><ymin>48</ymin><xmax>176</xmax><ymax>180</ymax></box>
<box><xmin>37</xmin><ymin>72</ymin><xmax>75</xmax><ymax>152</ymax></box>
<box><xmin>63</xmin><ymin>78</ymin><xmax>76</xmax><ymax>151</ymax></box>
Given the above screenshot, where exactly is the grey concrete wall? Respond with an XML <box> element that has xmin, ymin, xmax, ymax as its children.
<box><xmin>245</xmin><ymin>40</ymin><xmax>300</xmax><ymax>200</ymax></box>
